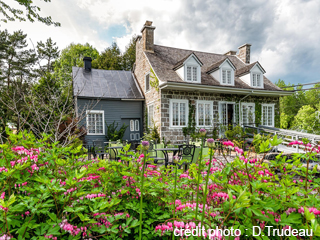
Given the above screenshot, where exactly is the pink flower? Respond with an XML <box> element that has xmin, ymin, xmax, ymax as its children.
<box><xmin>0</xmin><ymin>192</ymin><xmax>5</xmax><ymax>200</ymax></box>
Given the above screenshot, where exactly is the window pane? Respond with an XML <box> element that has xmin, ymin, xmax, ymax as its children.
<box><xmin>268</xmin><ymin>106</ymin><xmax>272</xmax><ymax>126</ymax></box>
<box><xmin>87</xmin><ymin>113</ymin><xmax>103</xmax><ymax>134</ymax></box>
<box><xmin>222</xmin><ymin>70</ymin><xmax>226</xmax><ymax>83</ymax></box>
<box><xmin>221</xmin><ymin>103</ymin><xmax>227</xmax><ymax>125</ymax></box>
<box><xmin>257</xmin><ymin>74</ymin><xmax>261</xmax><ymax>87</ymax></box>
<box><xmin>262</xmin><ymin>106</ymin><xmax>267</xmax><ymax>125</ymax></box>
<box><xmin>135</xmin><ymin>120</ymin><xmax>139</xmax><ymax>131</ymax></box>
<box><xmin>180</xmin><ymin>103</ymin><xmax>186</xmax><ymax>126</ymax></box>
<box><xmin>227</xmin><ymin>70</ymin><xmax>231</xmax><ymax>84</ymax></box>
<box><xmin>187</xmin><ymin>66</ymin><xmax>192</xmax><ymax>81</ymax></box>
<box><xmin>242</xmin><ymin>105</ymin><xmax>247</xmax><ymax>125</ymax></box>
<box><xmin>130</xmin><ymin>120</ymin><xmax>134</xmax><ymax>131</ymax></box>
<box><xmin>172</xmin><ymin>102</ymin><xmax>179</xmax><ymax>126</ymax></box>
<box><xmin>198</xmin><ymin>103</ymin><xmax>204</xmax><ymax>126</ymax></box>
<box><xmin>192</xmin><ymin>67</ymin><xmax>197</xmax><ymax>81</ymax></box>
<box><xmin>253</xmin><ymin>74</ymin><xmax>256</xmax><ymax>86</ymax></box>
<box><xmin>205</xmin><ymin>103</ymin><xmax>211</xmax><ymax>126</ymax></box>
<box><xmin>248</xmin><ymin>106</ymin><xmax>254</xmax><ymax>126</ymax></box>
<box><xmin>146</xmin><ymin>74</ymin><xmax>150</xmax><ymax>91</ymax></box>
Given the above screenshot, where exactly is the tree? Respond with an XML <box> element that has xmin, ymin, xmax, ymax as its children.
<box><xmin>292</xmin><ymin>105</ymin><xmax>320</xmax><ymax>134</ymax></box>
<box><xmin>276</xmin><ymin>79</ymin><xmax>307</xmax><ymax>129</ymax></box>
<box><xmin>96</xmin><ymin>42</ymin><xmax>122</xmax><ymax>70</ymax></box>
<box><xmin>122</xmin><ymin>35</ymin><xmax>136</xmax><ymax>71</ymax></box>
<box><xmin>36</xmin><ymin>37</ymin><xmax>59</xmax><ymax>74</ymax></box>
<box><xmin>0</xmin><ymin>0</ymin><xmax>60</xmax><ymax>26</ymax></box>
<box><xmin>0</xmin><ymin>29</ymin><xmax>37</xmax><ymax>137</ymax></box>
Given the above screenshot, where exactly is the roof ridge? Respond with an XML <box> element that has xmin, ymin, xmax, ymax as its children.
<box><xmin>154</xmin><ymin>44</ymin><xmax>238</xmax><ymax>57</ymax></box>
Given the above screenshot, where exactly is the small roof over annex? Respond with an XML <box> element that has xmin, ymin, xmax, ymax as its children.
<box><xmin>73</xmin><ymin>67</ymin><xmax>144</xmax><ymax>100</ymax></box>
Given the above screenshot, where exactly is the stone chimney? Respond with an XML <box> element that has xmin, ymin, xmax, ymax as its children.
<box><xmin>141</xmin><ymin>20</ymin><xmax>156</xmax><ymax>53</ymax></box>
<box><xmin>83</xmin><ymin>57</ymin><xmax>92</xmax><ymax>72</ymax></box>
<box><xmin>224</xmin><ymin>50</ymin><xmax>237</xmax><ymax>56</ymax></box>
<box><xmin>237</xmin><ymin>43</ymin><xmax>251</xmax><ymax>64</ymax></box>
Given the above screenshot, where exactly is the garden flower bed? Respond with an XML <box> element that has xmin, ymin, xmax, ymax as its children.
<box><xmin>0</xmin><ymin>130</ymin><xmax>320</xmax><ymax>239</ymax></box>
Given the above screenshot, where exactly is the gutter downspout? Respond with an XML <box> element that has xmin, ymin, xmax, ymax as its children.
<box><xmin>238</xmin><ymin>91</ymin><xmax>254</xmax><ymax>127</ymax></box>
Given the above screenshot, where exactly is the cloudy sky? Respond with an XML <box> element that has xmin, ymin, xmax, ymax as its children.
<box><xmin>2</xmin><ymin>0</ymin><xmax>320</xmax><ymax>85</ymax></box>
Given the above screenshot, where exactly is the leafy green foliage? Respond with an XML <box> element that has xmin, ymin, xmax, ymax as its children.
<box><xmin>0</xmin><ymin>0</ymin><xmax>60</xmax><ymax>26</ymax></box>
<box><xmin>0</xmin><ymin>131</ymin><xmax>320</xmax><ymax>239</ymax></box>
<box><xmin>106</xmin><ymin>121</ymin><xmax>128</xmax><ymax>141</ymax></box>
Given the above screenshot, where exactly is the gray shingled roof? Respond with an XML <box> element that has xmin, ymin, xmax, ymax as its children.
<box><xmin>145</xmin><ymin>45</ymin><xmax>283</xmax><ymax>91</ymax></box>
<box><xmin>73</xmin><ymin>67</ymin><xmax>144</xmax><ymax>99</ymax></box>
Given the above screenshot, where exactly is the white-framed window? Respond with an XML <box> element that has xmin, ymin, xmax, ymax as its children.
<box><xmin>145</xmin><ymin>73</ymin><xmax>150</xmax><ymax>92</ymax></box>
<box><xmin>169</xmin><ymin>99</ymin><xmax>188</xmax><ymax>128</ymax></box>
<box><xmin>186</xmin><ymin>65</ymin><xmax>198</xmax><ymax>82</ymax></box>
<box><xmin>261</xmin><ymin>104</ymin><xmax>274</xmax><ymax>127</ymax></box>
<box><xmin>148</xmin><ymin>104</ymin><xmax>154</xmax><ymax>127</ymax></box>
<box><xmin>222</xmin><ymin>69</ymin><xmax>232</xmax><ymax>84</ymax></box>
<box><xmin>252</xmin><ymin>73</ymin><xmax>262</xmax><ymax>87</ymax></box>
<box><xmin>196</xmin><ymin>100</ymin><xmax>213</xmax><ymax>127</ymax></box>
<box><xmin>86</xmin><ymin>110</ymin><xmax>104</xmax><ymax>135</ymax></box>
<box><xmin>241</xmin><ymin>103</ymin><xmax>255</xmax><ymax>126</ymax></box>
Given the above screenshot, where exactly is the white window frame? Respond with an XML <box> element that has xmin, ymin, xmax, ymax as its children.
<box><xmin>196</xmin><ymin>100</ymin><xmax>213</xmax><ymax>128</ymax></box>
<box><xmin>86</xmin><ymin>110</ymin><xmax>105</xmax><ymax>135</ymax></box>
<box><xmin>145</xmin><ymin>73</ymin><xmax>150</xmax><ymax>93</ymax></box>
<box><xmin>147</xmin><ymin>104</ymin><xmax>154</xmax><ymax>127</ymax></box>
<box><xmin>220</xmin><ymin>68</ymin><xmax>234</xmax><ymax>86</ymax></box>
<box><xmin>169</xmin><ymin>99</ymin><xmax>189</xmax><ymax>128</ymax></box>
<box><xmin>241</xmin><ymin>102</ymin><xmax>255</xmax><ymax>126</ymax></box>
<box><xmin>251</xmin><ymin>72</ymin><xmax>263</xmax><ymax>88</ymax></box>
<box><xmin>261</xmin><ymin>104</ymin><xmax>275</xmax><ymax>127</ymax></box>
<box><xmin>184</xmin><ymin>65</ymin><xmax>200</xmax><ymax>83</ymax></box>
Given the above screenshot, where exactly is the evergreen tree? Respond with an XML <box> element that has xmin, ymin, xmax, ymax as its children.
<box><xmin>96</xmin><ymin>42</ymin><xmax>122</xmax><ymax>70</ymax></box>
<box><xmin>122</xmin><ymin>35</ymin><xmax>136</xmax><ymax>71</ymax></box>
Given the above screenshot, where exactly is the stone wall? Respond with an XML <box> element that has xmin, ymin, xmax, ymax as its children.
<box><xmin>160</xmin><ymin>89</ymin><xmax>279</xmax><ymax>142</ymax></box>
<box><xmin>134</xmin><ymin>37</ymin><xmax>161</xmax><ymax>132</ymax></box>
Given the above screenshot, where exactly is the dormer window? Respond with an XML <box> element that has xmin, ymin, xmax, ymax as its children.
<box><xmin>206</xmin><ymin>57</ymin><xmax>235</xmax><ymax>86</ymax></box>
<box><xmin>252</xmin><ymin>73</ymin><xmax>262</xmax><ymax>87</ymax></box>
<box><xmin>222</xmin><ymin>69</ymin><xmax>232</xmax><ymax>84</ymax></box>
<box><xmin>173</xmin><ymin>52</ymin><xmax>203</xmax><ymax>84</ymax></box>
<box><xmin>237</xmin><ymin>62</ymin><xmax>266</xmax><ymax>88</ymax></box>
<box><xmin>186</xmin><ymin>66</ymin><xmax>198</xmax><ymax>82</ymax></box>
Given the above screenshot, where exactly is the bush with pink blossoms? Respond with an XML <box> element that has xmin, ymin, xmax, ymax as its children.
<box><xmin>0</xmin><ymin>131</ymin><xmax>320</xmax><ymax>239</ymax></box>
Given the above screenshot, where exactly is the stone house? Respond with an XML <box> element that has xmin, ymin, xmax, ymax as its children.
<box><xmin>133</xmin><ymin>21</ymin><xmax>293</xmax><ymax>142</ymax></box>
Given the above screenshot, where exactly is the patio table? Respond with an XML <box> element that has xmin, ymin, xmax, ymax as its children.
<box><xmin>155</xmin><ymin>147</ymin><xmax>179</xmax><ymax>167</ymax></box>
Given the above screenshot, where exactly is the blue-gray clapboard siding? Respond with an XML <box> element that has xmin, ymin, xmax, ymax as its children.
<box><xmin>77</xmin><ymin>98</ymin><xmax>144</xmax><ymax>143</ymax></box>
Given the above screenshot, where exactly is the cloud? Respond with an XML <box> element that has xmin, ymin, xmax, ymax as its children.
<box><xmin>2</xmin><ymin>0</ymin><xmax>320</xmax><ymax>84</ymax></box>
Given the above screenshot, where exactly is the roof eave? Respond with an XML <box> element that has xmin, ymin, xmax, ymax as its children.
<box><xmin>159</xmin><ymin>82</ymin><xmax>294</xmax><ymax>96</ymax></box>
